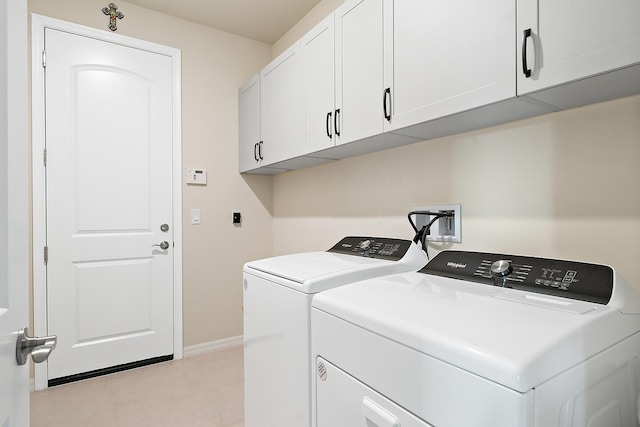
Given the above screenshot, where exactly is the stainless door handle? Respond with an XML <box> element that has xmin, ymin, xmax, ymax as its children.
<box><xmin>152</xmin><ymin>241</ymin><xmax>169</xmax><ymax>250</ymax></box>
<box><xmin>16</xmin><ymin>326</ymin><xmax>57</xmax><ymax>365</ymax></box>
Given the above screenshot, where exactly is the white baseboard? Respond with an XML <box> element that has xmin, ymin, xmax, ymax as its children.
<box><xmin>183</xmin><ymin>335</ymin><xmax>243</xmax><ymax>358</ymax></box>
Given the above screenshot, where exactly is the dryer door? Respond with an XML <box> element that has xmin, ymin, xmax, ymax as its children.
<box><xmin>315</xmin><ymin>357</ymin><xmax>433</xmax><ymax>427</ymax></box>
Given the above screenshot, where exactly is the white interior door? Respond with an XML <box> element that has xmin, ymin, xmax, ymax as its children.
<box><xmin>44</xmin><ymin>28</ymin><xmax>175</xmax><ymax>382</ymax></box>
<box><xmin>0</xmin><ymin>0</ymin><xmax>30</xmax><ymax>424</ymax></box>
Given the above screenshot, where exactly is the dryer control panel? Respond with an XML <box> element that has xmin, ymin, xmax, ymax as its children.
<box><xmin>328</xmin><ymin>237</ymin><xmax>412</xmax><ymax>261</ymax></box>
<box><xmin>421</xmin><ymin>250</ymin><xmax>613</xmax><ymax>304</ymax></box>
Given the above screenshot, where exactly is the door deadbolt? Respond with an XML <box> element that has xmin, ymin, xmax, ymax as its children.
<box><xmin>160</xmin><ymin>223</ymin><xmax>169</xmax><ymax>232</ymax></box>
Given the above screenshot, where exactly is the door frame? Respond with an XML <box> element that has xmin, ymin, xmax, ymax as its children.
<box><xmin>31</xmin><ymin>14</ymin><xmax>183</xmax><ymax>391</ymax></box>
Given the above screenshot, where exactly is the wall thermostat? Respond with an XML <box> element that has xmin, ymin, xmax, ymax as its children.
<box><xmin>186</xmin><ymin>168</ymin><xmax>207</xmax><ymax>185</ymax></box>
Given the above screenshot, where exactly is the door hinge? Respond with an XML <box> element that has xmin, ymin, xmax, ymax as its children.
<box><xmin>44</xmin><ymin>246</ymin><xmax>48</xmax><ymax>264</ymax></box>
<box><xmin>44</xmin><ymin>148</ymin><xmax>47</xmax><ymax>167</ymax></box>
<box><xmin>42</xmin><ymin>51</ymin><xmax>46</xmax><ymax>68</ymax></box>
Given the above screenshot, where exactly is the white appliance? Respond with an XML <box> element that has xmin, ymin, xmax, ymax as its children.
<box><xmin>243</xmin><ymin>236</ymin><xmax>427</xmax><ymax>427</ymax></box>
<box><xmin>312</xmin><ymin>250</ymin><xmax>640</xmax><ymax>427</ymax></box>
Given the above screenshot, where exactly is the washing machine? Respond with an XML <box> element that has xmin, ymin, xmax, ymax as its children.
<box><xmin>312</xmin><ymin>250</ymin><xmax>640</xmax><ymax>427</ymax></box>
<box><xmin>243</xmin><ymin>236</ymin><xmax>427</xmax><ymax>427</ymax></box>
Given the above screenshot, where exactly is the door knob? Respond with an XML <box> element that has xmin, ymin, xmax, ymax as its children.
<box><xmin>152</xmin><ymin>241</ymin><xmax>170</xmax><ymax>250</ymax></box>
<box><xmin>16</xmin><ymin>326</ymin><xmax>57</xmax><ymax>366</ymax></box>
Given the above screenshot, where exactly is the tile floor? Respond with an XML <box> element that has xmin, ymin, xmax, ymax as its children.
<box><xmin>30</xmin><ymin>346</ymin><xmax>244</xmax><ymax>427</ymax></box>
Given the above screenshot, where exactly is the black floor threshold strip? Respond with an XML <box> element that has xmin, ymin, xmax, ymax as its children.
<box><xmin>48</xmin><ymin>354</ymin><xmax>174</xmax><ymax>387</ymax></box>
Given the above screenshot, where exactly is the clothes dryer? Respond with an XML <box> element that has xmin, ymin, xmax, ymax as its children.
<box><xmin>312</xmin><ymin>250</ymin><xmax>640</xmax><ymax>427</ymax></box>
<box><xmin>243</xmin><ymin>236</ymin><xmax>427</xmax><ymax>427</ymax></box>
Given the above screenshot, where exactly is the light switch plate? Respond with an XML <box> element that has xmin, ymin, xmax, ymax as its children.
<box><xmin>191</xmin><ymin>209</ymin><xmax>201</xmax><ymax>225</ymax></box>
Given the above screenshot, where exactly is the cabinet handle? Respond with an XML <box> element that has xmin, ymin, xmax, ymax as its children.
<box><xmin>254</xmin><ymin>142</ymin><xmax>259</xmax><ymax>162</ymax></box>
<box><xmin>522</xmin><ymin>28</ymin><xmax>532</xmax><ymax>78</ymax></box>
<box><xmin>258</xmin><ymin>141</ymin><xmax>264</xmax><ymax>160</ymax></box>
<box><xmin>326</xmin><ymin>111</ymin><xmax>333</xmax><ymax>139</ymax></box>
<box><xmin>383</xmin><ymin>88</ymin><xmax>391</xmax><ymax>122</ymax></box>
<box><xmin>334</xmin><ymin>109</ymin><xmax>341</xmax><ymax>136</ymax></box>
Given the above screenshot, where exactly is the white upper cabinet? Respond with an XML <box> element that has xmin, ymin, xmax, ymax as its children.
<box><xmin>238</xmin><ymin>75</ymin><xmax>261</xmax><ymax>173</ymax></box>
<box><xmin>383</xmin><ymin>0</ymin><xmax>516</xmax><ymax>132</ymax></box>
<box><xmin>302</xmin><ymin>14</ymin><xmax>337</xmax><ymax>152</ymax></box>
<box><xmin>239</xmin><ymin>0</ymin><xmax>639</xmax><ymax>174</ymax></box>
<box><xmin>260</xmin><ymin>43</ymin><xmax>305</xmax><ymax>166</ymax></box>
<box><xmin>517</xmin><ymin>0</ymin><xmax>640</xmax><ymax>106</ymax></box>
<box><xmin>335</xmin><ymin>0</ymin><xmax>385</xmax><ymax>145</ymax></box>
<box><xmin>238</xmin><ymin>75</ymin><xmax>287</xmax><ymax>175</ymax></box>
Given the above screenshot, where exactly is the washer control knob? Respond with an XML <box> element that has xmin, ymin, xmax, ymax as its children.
<box><xmin>358</xmin><ymin>240</ymin><xmax>371</xmax><ymax>250</ymax></box>
<box><xmin>490</xmin><ymin>260</ymin><xmax>512</xmax><ymax>287</ymax></box>
<box><xmin>490</xmin><ymin>260</ymin><xmax>512</xmax><ymax>277</ymax></box>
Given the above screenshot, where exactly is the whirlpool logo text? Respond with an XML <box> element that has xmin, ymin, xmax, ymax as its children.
<box><xmin>447</xmin><ymin>262</ymin><xmax>467</xmax><ymax>269</ymax></box>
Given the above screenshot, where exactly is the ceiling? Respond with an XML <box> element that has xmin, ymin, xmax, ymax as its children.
<box><xmin>123</xmin><ymin>0</ymin><xmax>323</xmax><ymax>44</ymax></box>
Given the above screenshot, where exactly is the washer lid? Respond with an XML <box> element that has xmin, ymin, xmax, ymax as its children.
<box><xmin>245</xmin><ymin>251</ymin><xmax>410</xmax><ymax>293</ymax></box>
<box><xmin>312</xmin><ymin>272</ymin><xmax>640</xmax><ymax>393</ymax></box>
<box><xmin>247</xmin><ymin>251</ymin><xmax>387</xmax><ymax>283</ymax></box>
<box><xmin>244</xmin><ymin>237</ymin><xmax>427</xmax><ymax>294</ymax></box>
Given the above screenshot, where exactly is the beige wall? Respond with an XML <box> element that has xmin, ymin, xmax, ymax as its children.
<box><xmin>273</xmin><ymin>94</ymin><xmax>640</xmax><ymax>289</ymax></box>
<box><xmin>272</xmin><ymin>0</ymin><xmax>344</xmax><ymax>57</ymax></box>
<box><xmin>28</xmin><ymin>0</ymin><xmax>274</xmax><ymax>346</ymax></box>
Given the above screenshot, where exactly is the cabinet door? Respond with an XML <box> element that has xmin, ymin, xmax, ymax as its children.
<box><xmin>302</xmin><ymin>14</ymin><xmax>336</xmax><ymax>153</ymax></box>
<box><xmin>238</xmin><ymin>75</ymin><xmax>261</xmax><ymax>173</ymax></box>
<box><xmin>384</xmin><ymin>0</ymin><xmax>515</xmax><ymax>132</ymax></box>
<box><xmin>260</xmin><ymin>43</ymin><xmax>305</xmax><ymax>165</ymax></box>
<box><xmin>517</xmin><ymin>0</ymin><xmax>640</xmax><ymax>95</ymax></box>
<box><xmin>335</xmin><ymin>0</ymin><xmax>384</xmax><ymax>145</ymax></box>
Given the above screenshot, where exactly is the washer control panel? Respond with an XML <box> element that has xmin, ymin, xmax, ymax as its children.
<box><xmin>328</xmin><ymin>236</ymin><xmax>413</xmax><ymax>261</ymax></box>
<box><xmin>421</xmin><ymin>250</ymin><xmax>613</xmax><ymax>304</ymax></box>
